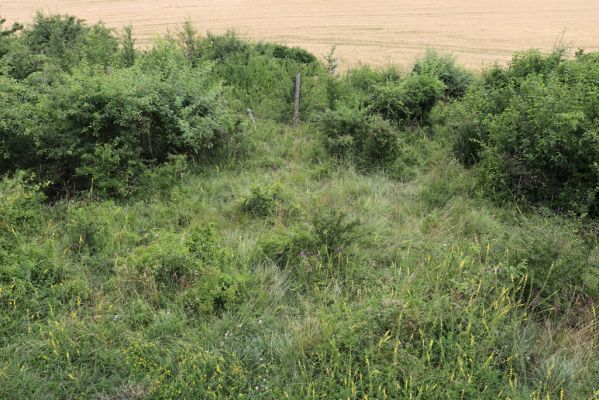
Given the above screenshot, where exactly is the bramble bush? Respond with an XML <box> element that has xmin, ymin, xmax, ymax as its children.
<box><xmin>1</xmin><ymin>16</ymin><xmax>244</xmax><ymax>197</ymax></box>
<box><xmin>0</xmin><ymin>13</ymin><xmax>119</xmax><ymax>78</ymax></box>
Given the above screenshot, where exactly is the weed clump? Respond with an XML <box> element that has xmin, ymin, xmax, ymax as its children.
<box><xmin>238</xmin><ymin>183</ymin><xmax>292</xmax><ymax>218</ymax></box>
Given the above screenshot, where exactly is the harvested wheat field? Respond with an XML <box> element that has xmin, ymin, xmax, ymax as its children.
<box><xmin>2</xmin><ymin>0</ymin><xmax>599</xmax><ymax>69</ymax></box>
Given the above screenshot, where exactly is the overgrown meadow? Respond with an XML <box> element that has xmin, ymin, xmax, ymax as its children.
<box><xmin>0</xmin><ymin>14</ymin><xmax>598</xmax><ymax>399</ymax></box>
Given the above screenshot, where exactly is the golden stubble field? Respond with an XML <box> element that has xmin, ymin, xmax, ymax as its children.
<box><xmin>2</xmin><ymin>0</ymin><xmax>599</xmax><ymax>70</ymax></box>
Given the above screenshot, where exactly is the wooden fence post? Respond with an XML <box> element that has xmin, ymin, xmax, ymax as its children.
<box><xmin>293</xmin><ymin>73</ymin><xmax>301</xmax><ymax>126</ymax></box>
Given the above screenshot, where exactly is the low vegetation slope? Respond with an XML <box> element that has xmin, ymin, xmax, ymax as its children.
<box><xmin>0</xmin><ymin>14</ymin><xmax>598</xmax><ymax>399</ymax></box>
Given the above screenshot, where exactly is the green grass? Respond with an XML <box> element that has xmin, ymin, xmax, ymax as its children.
<box><xmin>1</xmin><ymin>121</ymin><xmax>597</xmax><ymax>399</ymax></box>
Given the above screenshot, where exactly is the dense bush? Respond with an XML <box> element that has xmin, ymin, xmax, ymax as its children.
<box><xmin>368</xmin><ymin>73</ymin><xmax>445</xmax><ymax>126</ymax></box>
<box><xmin>171</xmin><ymin>29</ymin><xmax>327</xmax><ymax>122</ymax></box>
<box><xmin>260</xmin><ymin>209</ymin><xmax>360</xmax><ymax>268</ymax></box>
<box><xmin>1</xmin><ymin>16</ymin><xmax>325</xmax><ymax>197</ymax></box>
<box><xmin>413</xmin><ymin>49</ymin><xmax>473</xmax><ymax>99</ymax></box>
<box><xmin>25</xmin><ymin>13</ymin><xmax>118</xmax><ymax>69</ymax></box>
<box><xmin>126</xmin><ymin>225</ymin><xmax>246</xmax><ymax>314</ymax></box>
<box><xmin>319</xmin><ymin>106</ymin><xmax>400</xmax><ymax>168</ymax></box>
<box><xmin>238</xmin><ymin>183</ymin><xmax>292</xmax><ymax>218</ymax></box>
<box><xmin>0</xmin><ymin>16</ymin><xmax>251</xmax><ymax>197</ymax></box>
<box><xmin>1</xmin><ymin>62</ymin><xmax>240</xmax><ymax>196</ymax></box>
<box><xmin>450</xmin><ymin>49</ymin><xmax>599</xmax><ymax>215</ymax></box>
<box><xmin>0</xmin><ymin>13</ymin><xmax>119</xmax><ymax>77</ymax></box>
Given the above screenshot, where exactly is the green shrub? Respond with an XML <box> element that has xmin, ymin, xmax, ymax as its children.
<box><xmin>311</xmin><ymin>209</ymin><xmax>361</xmax><ymax>255</ymax></box>
<box><xmin>490</xmin><ymin>214</ymin><xmax>598</xmax><ymax>304</ymax></box>
<box><xmin>3</xmin><ymin>63</ymin><xmax>240</xmax><ymax>196</ymax></box>
<box><xmin>319</xmin><ymin>106</ymin><xmax>367</xmax><ymax>159</ymax></box>
<box><xmin>128</xmin><ymin>233</ymin><xmax>198</xmax><ymax>290</ymax></box>
<box><xmin>238</xmin><ymin>183</ymin><xmax>291</xmax><ymax>218</ymax></box>
<box><xmin>360</xmin><ymin>114</ymin><xmax>401</xmax><ymax>166</ymax></box>
<box><xmin>24</xmin><ymin>13</ymin><xmax>118</xmax><ymax>70</ymax></box>
<box><xmin>204</xmin><ymin>30</ymin><xmax>248</xmax><ymax>62</ymax></box>
<box><xmin>368</xmin><ymin>73</ymin><xmax>445</xmax><ymax>126</ymax></box>
<box><xmin>413</xmin><ymin>49</ymin><xmax>473</xmax><ymax>99</ymax></box>
<box><xmin>450</xmin><ymin>49</ymin><xmax>599</xmax><ymax>215</ymax></box>
<box><xmin>255</xmin><ymin>42</ymin><xmax>317</xmax><ymax>65</ymax></box>
<box><xmin>319</xmin><ymin>106</ymin><xmax>400</xmax><ymax>168</ymax></box>
<box><xmin>64</xmin><ymin>201</ymin><xmax>118</xmax><ymax>257</ymax></box>
<box><xmin>259</xmin><ymin>227</ymin><xmax>315</xmax><ymax>268</ymax></box>
<box><xmin>124</xmin><ymin>225</ymin><xmax>246</xmax><ymax>315</ymax></box>
<box><xmin>0</xmin><ymin>76</ymin><xmax>39</xmax><ymax>172</ymax></box>
<box><xmin>479</xmin><ymin>73</ymin><xmax>599</xmax><ymax>214</ymax></box>
<box><xmin>260</xmin><ymin>209</ymin><xmax>360</xmax><ymax>267</ymax></box>
<box><xmin>135</xmin><ymin>154</ymin><xmax>190</xmax><ymax>199</ymax></box>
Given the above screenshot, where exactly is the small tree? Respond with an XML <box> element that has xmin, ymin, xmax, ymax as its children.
<box><xmin>178</xmin><ymin>19</ymin><xmax>201</xmax><ymax>65</ymax></box>
<box><xmin>121</xmin><ymin>25</ymin><xmax>135</xmax><ymax>67</ymax></box>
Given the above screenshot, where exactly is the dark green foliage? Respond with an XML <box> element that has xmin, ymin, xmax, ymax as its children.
<box><xmin>1</xmin><ymin>63</ymin><xmax>240</xmax><ymax>196</ymax></box>
<box><xmin>311</xmin><ymin>208</ymin><xmax>361</xmax><ymax>256</ymax></box>
<box><xmin>0</xmin><ymin>75</ymin><xmax>38</xmax><ymax>172</ymax></box>
<box><xmin>368</xmin><ymin>73</ymin><xmax>445</xmax><ymax>126</ymax></box>
<box><xmin>491</xmin><ymin>214</ymin><xmax>598</xmax><ymax>305</ymax></box>
<box><xmin>450</xmin><ymin>48</ymin><xmax>599</xmax><ymax>215</ymax></box>
<box><xmin>0</xmin><ymin>17</ymin><xmax>23</xmax><ymax>61</ymax></box>
<box><xmin>320</xmin><ymin>106</ymin><xmax>400</xmax><ymax>168</ymax></box>
<box><xmin>1</xmin><ymin>14</ymin><xmax>245</xmax><ymax>197</ymax></box>
<box><xmin>120</xmin><ymin>25</ymin><xmax>136</xmax><ymax>67</ymax></box>
<box><xmin>238</xmin><ymin>183</ymin><xmax>290</xmax><ymax>218</ymax></box>
<box><xmin>127</xmin><ymin>225</ymin><xmax>246</xmax><ymax>315</ymax></box>
<box><xmin>24</xmin><ymin>13</ymin><xmax>118</xmax><ymax>70</ymax></box>
<box><xmin>361</xmin><ymin>114</ymin><xmax>402</xmax><ymax>166</ymax></box>
<box><xmin>338</xmin><ymin>64</ymin><xmax>402</xmax><ymax>109</ymax></box>
<box><xmin>259</xmin><ymin>227</ymin><xmax>315</xmax><ymax>268</ymax></box>
<box><xmin>320</xmin><ymin>106</ymin><xmax>368</xmax><ymax>158</ymax></box>
<box><xmin>260</xmin><ymin>208</ymin><xmax>360</xmax><ymax>268</ymax></box>
<box><xmin>255</xmin><ymin>42</ymin><xmax>318</xmax><ymax>65</ymax></box>
<box><xmin>204</xmin><ymin>30</ymin><xmax>249</xmax><ymax>62</ymax></box>
<box><xmin>413</xmin><ymin>49</ymin><xmax>473</xmax><ymax>98</ymax></box>
<box><xmin>135</xmin><ymin>154</ymin><xmax>190</xmax><ymax>199</ymax></box>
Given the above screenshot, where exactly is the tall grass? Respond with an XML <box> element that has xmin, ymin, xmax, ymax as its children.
<box><xmin>0</xmin><ymin>14</ymin><xmax>597</xmax><ymax>399</ymax></box>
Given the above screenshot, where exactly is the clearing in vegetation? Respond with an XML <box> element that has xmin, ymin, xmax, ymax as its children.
<box><xmin>0</xmin><ymin>12</ymin><xmax>598</xmax><ymax>400</ymax></box>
